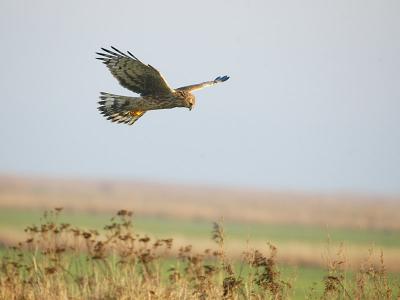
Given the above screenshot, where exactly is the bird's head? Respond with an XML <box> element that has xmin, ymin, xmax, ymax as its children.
<box><xmin>185</xmin><ymin>93</ymin><xmax>196</xmax><ymax>111</ymax></box>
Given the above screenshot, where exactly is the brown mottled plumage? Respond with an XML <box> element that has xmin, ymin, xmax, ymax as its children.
<box><xmin>96</xmin><ymin>47</ymin><xmax>229</xmax><ymax>125</ymax></box>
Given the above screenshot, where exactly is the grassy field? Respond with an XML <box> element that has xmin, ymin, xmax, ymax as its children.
<box><xmin>2</xmin><ymin>175</ymin><xmax>400</xmax><ymax>231</ymax></box>
<box><xmin>0</xmin><ymin>176</ymin><xmax>399</xmax><ymax>298</ymax></box>
<box><xmin>0</xmin><ymin>245</ymin><xmax>332</xmax><ymax>299</ymax></box>
<box><xmin>3</xmin><ymin>247</ymin><xmax>395</xmax><ymax>299</ymax></box>
<box><xmin>1</xmin><ymin>208</ymin><xmax>400</xmax><ymax>248</ymax></box>
<box><xmin>0</xmin><ymin>208</ymin><xmax>399</xmax><ymax>299</ymax></box>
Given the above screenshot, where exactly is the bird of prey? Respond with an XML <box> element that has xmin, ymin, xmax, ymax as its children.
<box><xmin>96</xmin><ymin>47</ymin><xmax>230</xmax><ymax>125</ymax></box>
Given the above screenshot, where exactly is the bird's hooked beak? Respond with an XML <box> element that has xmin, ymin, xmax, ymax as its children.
<box><xmin>189</xmin><ymin>104</ymin><xmax>193</xmax><ymax>111</ymax></box>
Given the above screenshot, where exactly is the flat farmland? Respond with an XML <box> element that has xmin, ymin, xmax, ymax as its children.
<box><xmin>0</xmin><ymin>175</ymin><xmax>399</xmax><ymax>299</ymax></box>
<box><xmin>1</xmin><ymin>175</ymin><xmax>400</xmax><ymax>269</ymax></box>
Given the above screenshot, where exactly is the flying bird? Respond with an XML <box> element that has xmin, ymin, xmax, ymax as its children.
<box><xmin>96</xmin><ymin>47</ymin><xmax>230</xmax><ymax>125</ymax></box>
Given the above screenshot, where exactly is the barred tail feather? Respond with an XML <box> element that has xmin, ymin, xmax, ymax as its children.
<box><xmin>98</xmin><ymin>92</ymin><xmax>145</xmax><ymax>125</ymax></box>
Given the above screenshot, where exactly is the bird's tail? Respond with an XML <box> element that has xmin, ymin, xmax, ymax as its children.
<box><xmin>97</xmin><ymin>92</ymin><xmax>146</xmax><ymax>125</ymax></box>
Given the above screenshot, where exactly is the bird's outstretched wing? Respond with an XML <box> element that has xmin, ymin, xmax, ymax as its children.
<box><xmin>176</xmin><ymin>75</ymin><xmax>230</xmax><ymax>92</ymax></box>
<box><xmin>96</xmin><ymin>47</ymin><xmax>174</xmax><ymax>96</ymax></box>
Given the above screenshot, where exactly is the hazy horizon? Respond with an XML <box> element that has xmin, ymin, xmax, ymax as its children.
<box><xmin>1</xmin><ymin>0</ymin><xmax>399</xmax><ymax>196</ymax></box>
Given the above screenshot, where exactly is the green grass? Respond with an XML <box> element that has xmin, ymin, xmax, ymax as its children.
<box><xmin>0</xmin><ymin>208</ymin><xmax>399</xmax><ymax>299</ymax></box>
<box><xmin>0</xmin><ymin>208</ymin><xmax>399</xmax><ymax>247</ymax></box>
<box><xmin>0</xmin><ymin>248</ymin><xmax>322</xmax><ymax>299</ymax></box>
<box><xmin>0</xmin><ymin>247</ymin><xmax>397</xmax><ymax>300</ymax></box>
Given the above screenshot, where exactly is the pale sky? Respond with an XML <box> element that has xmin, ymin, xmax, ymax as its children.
<box><xmin>0</xmin><ymin>0</ymin><xmax>399</xmax><ymax>195</ymax></box>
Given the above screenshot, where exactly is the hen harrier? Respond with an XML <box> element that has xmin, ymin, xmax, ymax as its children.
<box><xmin>96</xmin><ymin>47</ymin><xmax>230</xmax><ymax>125</ymax></box>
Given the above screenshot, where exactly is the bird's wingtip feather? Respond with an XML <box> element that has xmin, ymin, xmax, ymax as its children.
<box><xmin>215</xmin><ymin>75</ymin><xmax>230</xmax><ymax>82</ymax></box>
